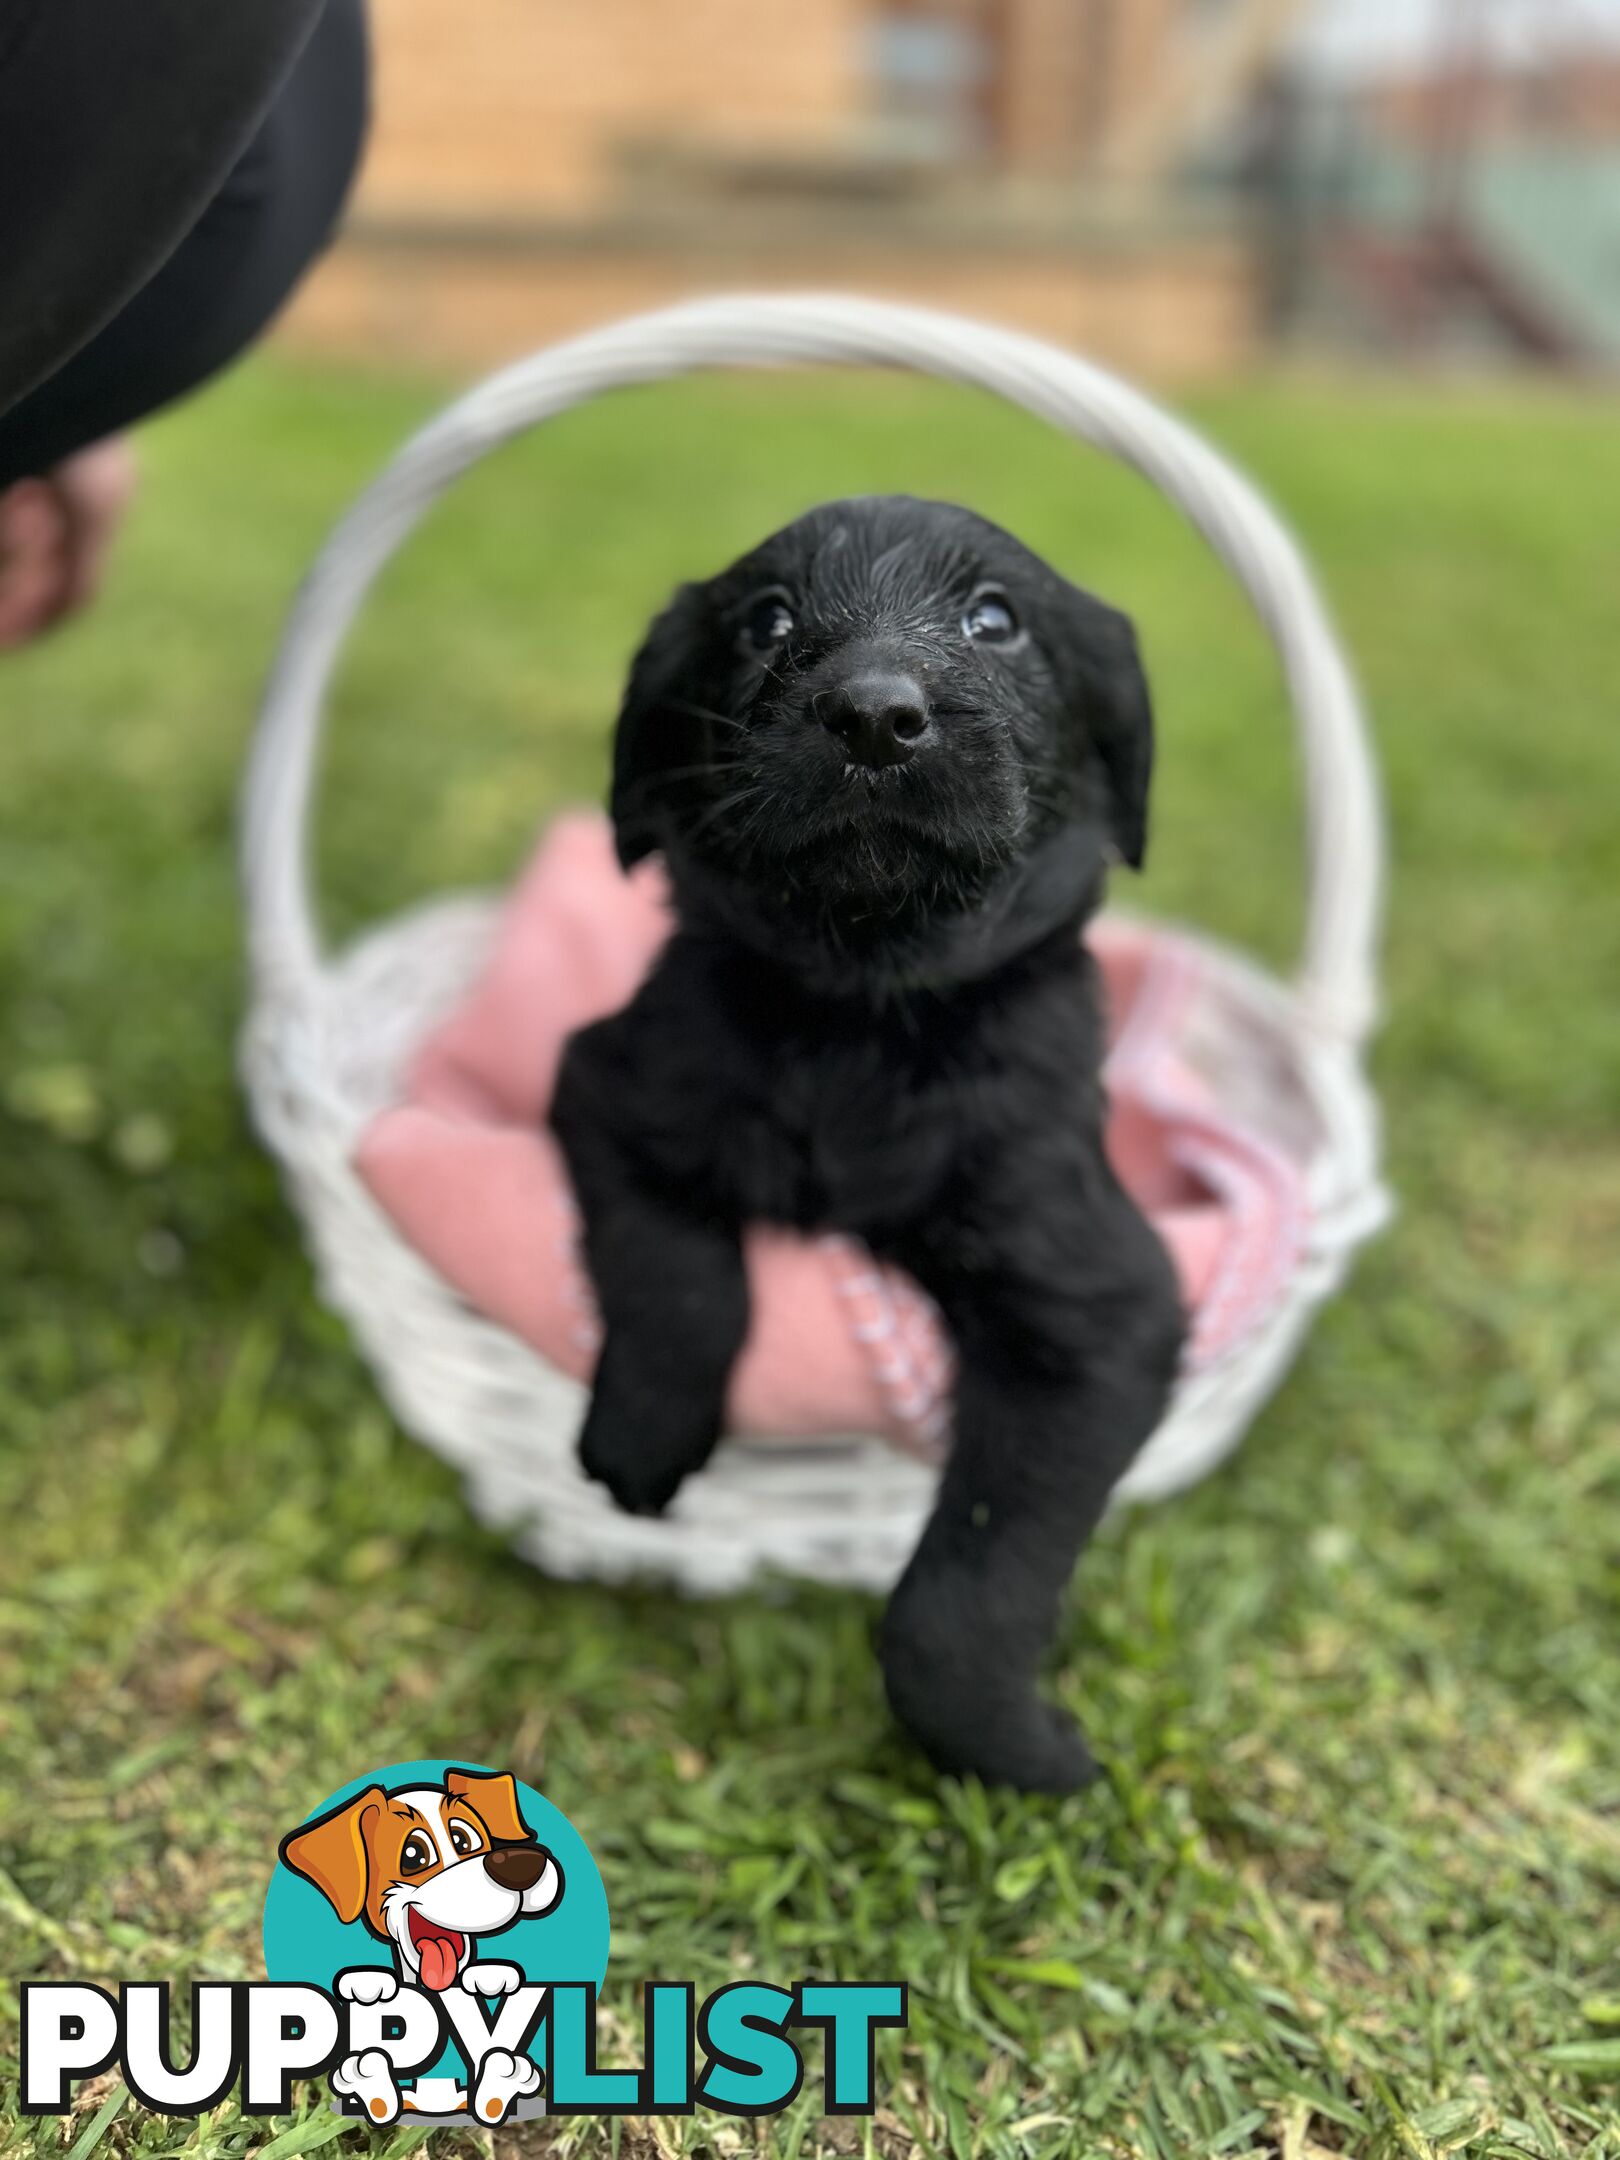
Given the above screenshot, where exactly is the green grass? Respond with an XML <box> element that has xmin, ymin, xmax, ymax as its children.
<box><xmin>1</xmin><ymin>356</ymin><xmax>1617</xmax><ymax>2160</ymax></box>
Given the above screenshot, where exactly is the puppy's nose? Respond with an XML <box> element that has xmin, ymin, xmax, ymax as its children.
<box><xmin>820</xmin><ymin>670</ymin><xmax>929</xmax><ymax>769</ymax></box>
<box><xmin>483</xmin><ymin>1844</ymin><xmax>547</xmax><ymax>1892</ymax></box>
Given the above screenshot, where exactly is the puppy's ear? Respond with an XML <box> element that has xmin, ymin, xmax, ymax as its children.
<box><xmin>445</xmin><ymin>1768</ymin><xmax>533</xmax><ymax>1845</ymax></box>
<box><xmin>611</xmin><ymin>582</ymin><xmax>712</xmax><ymax>870</ymax></box>
<box><xmin>279</xmin><ymin>1787</ymin><xmax>383</xmax><ymax>1925</ymax></box>
<box><xmin>1056</xmin><ymin>587</ymin><xmax>1155</xmax><ymax>871</ymax></box>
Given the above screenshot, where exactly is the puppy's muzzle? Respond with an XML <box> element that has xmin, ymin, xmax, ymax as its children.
<box><xmin>819</xmin><ymin>667</ymin><xmax>929</xmax><ymax>770</ymax></box>
<box><xmin>483</xmin><ymin>1844</ymin><xmax>548</xmax><ymax>1892</ymax></box>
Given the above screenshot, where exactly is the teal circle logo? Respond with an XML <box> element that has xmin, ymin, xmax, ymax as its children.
<box><xmin>263</xmin><ymin>1759</ymin><xmax>608</xmax><ymax>2121</ymax></box>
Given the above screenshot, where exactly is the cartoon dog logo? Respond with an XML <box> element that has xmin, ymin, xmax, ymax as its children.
<box><xmin>279</xmin><ymin>1767</ymin><xmax>564</xmax><ymax>2122</ymax></box>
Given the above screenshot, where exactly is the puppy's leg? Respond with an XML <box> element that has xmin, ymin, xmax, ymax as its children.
<box><xmin>553</xmin><ymin>1048</ymin><xmax>747</xmax><ymax>1517</ymax></box>
<box><xmin>880</xmin><ymin>1167</ymin><xmax>1183</xmax><ymax>1794</ymax></box>
<box><xmin>571</xmin><ymin>1195</ymin><xmax>747</xmax><ymax>1515</ymax></box>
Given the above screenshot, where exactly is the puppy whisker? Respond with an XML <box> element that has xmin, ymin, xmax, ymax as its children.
<box><xmin>617</xmin><ymin>760</ymin><xmax>730</xmax><ymax>800</ymax></box>
<box><xmin>682</xmin><ymin>780</ymin><xmax>769</xmax><ymax>845</ymax></box>
<box><xmin>667</xmin><ymin>697</ymin><xmax>751</xmax><ymax>737</ymax></box>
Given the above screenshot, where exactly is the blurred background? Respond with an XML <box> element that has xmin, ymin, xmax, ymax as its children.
<box><xmin>282</xmin><ymin>0</ymin><xmax>1620</xmax><ymax>379</ymax></box>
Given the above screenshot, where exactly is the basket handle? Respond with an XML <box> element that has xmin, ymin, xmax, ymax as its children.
<box><xmin>244</xmin><ymin>292</ymin><xmax>1383</xmax><ymax>1044</ymax></box>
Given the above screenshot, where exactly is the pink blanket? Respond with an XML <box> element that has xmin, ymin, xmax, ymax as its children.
<box><xmin>357</xmin><ymin>814</ymin><xmax>1306</xmax><ymax>1456</ymax></box>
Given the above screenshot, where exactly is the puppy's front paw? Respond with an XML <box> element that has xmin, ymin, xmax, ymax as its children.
<box><xmin>898</xmin><ymin>1681</ymin><xmax>1098</xmax><ymax>1795</ymax></box>
<box><xmin>981</xmin><ymin>1701</ymin><xmax>1099</xmax><ymax>1796</ymax></box>
<box><xmin>331</xmin><ymin>2048</ymin><xmax>401</xmax><ymax>2123</ymax></box>
<box><xmin>880</xmin><ymin>1612</ymin><xmax>1100</xmax><ymax>1796</ymax></box>
<box><xmin>336</xmin><ymin>1966</ymin><xmax>399</xmax><ymax>2006</ymax></box>
<box><xmin>577</xmin><ymin>1392</ymin><xmax>716</xmax><ymax>1516</ymax></box>
<box><xmin>472</xmin><ymin>2047</ymin><xmax>542</xmax><ymax>2124</ymax></box>
<box><xmin>461</xmin><ymin>1961</ymin><xmax>523</xmax><ymax>1997</ymax></box>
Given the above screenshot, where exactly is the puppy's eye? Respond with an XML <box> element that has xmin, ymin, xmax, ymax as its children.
<box><xmin>962</xmin><ymin>590</ymin><xmax>1019</xmax><ymax>644</ymax></box>
<box><xmin>741</xmin><ymin>589</ymin><xmax>794</xmax><ymax>654</ymax></box>
<box><xmin>400</xmin><ymin>1833</ymin><xmax>435</xmax><ymax>1875</ymax></box>
<box><xmin>448</xmin><ymin>1821</ymin><xmax>478</xmax><ymax>1857</ymax></box>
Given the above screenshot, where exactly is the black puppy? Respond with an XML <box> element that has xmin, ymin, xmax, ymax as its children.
<box><xmin>551</xmin><ymin>496</ymin><xmax>1185</xmax><ymax>1793</ymax></box>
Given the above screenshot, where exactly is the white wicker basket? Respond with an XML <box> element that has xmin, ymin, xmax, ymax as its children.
<box><xmin>241</xmin><ymin>293</ymin><xmax>1389</xmax><ymax>1597</ymax></box>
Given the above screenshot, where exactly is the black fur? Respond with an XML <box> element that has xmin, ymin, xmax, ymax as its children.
<box><xmin>552</xmin><ymin>497</ymin><xmax>1185</xmax><ymax>1792</ymax></box>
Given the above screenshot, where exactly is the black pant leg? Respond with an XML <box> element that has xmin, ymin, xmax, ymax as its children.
<box><xmin>0</xmin><ymin>0</ymin><xmax>369</xmax><ymax>487</ymax></box>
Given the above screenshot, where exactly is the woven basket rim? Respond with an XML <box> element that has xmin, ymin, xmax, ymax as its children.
<box><xmin>236</xmin><ymin>295</ymin><xmax>1390</xmax><ymax>1590</ymax></box>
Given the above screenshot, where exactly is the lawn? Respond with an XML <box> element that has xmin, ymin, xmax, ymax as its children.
<box><xmin>1</xmin><ymin>353</ymin><xmax>1616</xmax><ymax>2160</ymax></box>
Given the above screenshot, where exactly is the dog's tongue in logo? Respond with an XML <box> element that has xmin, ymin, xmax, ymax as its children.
<box><xmin>408</xmin><ymin>1910</ymin><xmax>466</xmax><ymax>1992</ymax></box>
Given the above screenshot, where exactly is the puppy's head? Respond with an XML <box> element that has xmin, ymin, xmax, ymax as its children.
<box><xmin>612</xmin><ymin>496</ymin><xmax>1153</xmax><ymax>924</ymax></box>
<box><xmin>279</xmin><ymin>1770</ymin><xmax>564</xmax><ymax>1992</ymax></box>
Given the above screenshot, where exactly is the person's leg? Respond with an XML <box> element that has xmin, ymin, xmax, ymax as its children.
<box><xmin>0</xmin><ymin>0</ymin><xmax>332</xmax><ymax>419</ymax></box>
<box><xmin>0</xmin><ymin>0</ymin><xmax>370</xmax><ymax>491</ymax></box>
